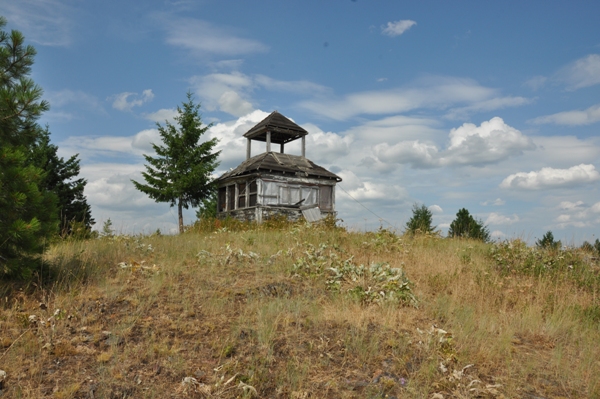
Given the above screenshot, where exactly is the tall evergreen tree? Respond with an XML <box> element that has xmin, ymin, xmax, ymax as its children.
<box><xmin>29</xmin><ymin>126</ymin><xmax>94</xmax><ymax>236</ymax></box>
<box><xmin>405</xmin><ymin>203</ymin><xmax>436</xmax><ymax>235</ymax></box>
<box><xmin>0</xmin><ymin>17</ymin><xmax>58</xmax><ymax>278</ymax></box>
<box><xmin>536</xmin><ymin>231</ymin><xmax>561</xmax><ymax>250</ymax></box>
<box><xmin>448</xmin><ymin>208</ymin><xmax>490</xmax><ymax>242</ymax></box>
<box><xmin>132</xmin><ymin>92</ymin><xmax>220</xmax><ymax>233</ymax></box>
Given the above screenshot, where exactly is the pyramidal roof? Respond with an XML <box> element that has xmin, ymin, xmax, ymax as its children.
<box><xmin>218</xmin><ymin>152</ymin><xmax>341</xmax><ymax>182</ymax></box>
<box><xmin>243</xmin><ymin>111</ymin><xmax>308</xmax><ymax>144</ymax></box>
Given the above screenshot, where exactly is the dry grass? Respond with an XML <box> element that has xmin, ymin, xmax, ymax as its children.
<box><xmin>1</xmin><ymin>222</ymin><xmax>599</xmax><ymax>398</ymax></box>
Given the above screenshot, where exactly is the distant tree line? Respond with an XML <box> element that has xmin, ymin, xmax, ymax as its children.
<box><xmin>405</xmin><ymin>204</ymin><xmax>490</xmax><ymax>242</ymax></box>
<box><xmin>1</xmin><ymin>17</ymin><xmax>93</xmax><ymax>279</ymax></box>
<box><xmin>405</xmin><ymin>204</ymin><xmax>599</xmax><ymax>253</ymax></box>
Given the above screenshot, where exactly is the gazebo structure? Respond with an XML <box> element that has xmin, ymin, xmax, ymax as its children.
<box><xmin>216</xmin><ymin>111</ymin><xmax>341</xmax><ymax>223</ymax></box>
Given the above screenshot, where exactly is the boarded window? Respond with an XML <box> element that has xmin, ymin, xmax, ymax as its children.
<box><xmin>238</xmin><ymin>182</ymin><xmax>246</xmax><ymax>208</ymax></box>
<box><xmin>319</xmin><ymin>185</ymin><xmax>333</xmax><ymax>211</ymax></box>
<box><xmin>280</xmin><ymin>186</ymin><xmax>301</xmax><ymax>205</ymax></box>
<box><xmin>249</xmin><ymin>180</ymin><xmax>258</xmax><ymax>207</ymax></box>
<box><xmin>227</xmin><ymin>185</ymin><xmax>235</xmax><ymax>211</ymax></box>
<box><xmin>301</xmin><ymin>187</ymin><xmax>319</xmax><ymax>206</ymax></box>
<box><xmin>218</xmin><ymin>186</ymin><xmax>227</xmax><ymax>212</ymax></box>
<box><xmin>262</xmin><ymin>181</ymin><xmax>279</xmax><ymax>205</ymax></box>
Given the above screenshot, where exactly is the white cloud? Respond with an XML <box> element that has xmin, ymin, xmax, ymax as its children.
<box><xmin>381</xmin><ymin>20</ymin><xmax>416</xmax><ymax>37</ymax></box>
<box><xmin>42</xmin><ymin>89</ymin><xmax>106</xmax><ymax>121</ymax></box>
<box><xmin>112</xmin><ymin>90</ymin><xmax>155</xmax><ymax>111</ymax></box>
<box><xmin>559</xmin><ymin>200</ymin><xmax>584</xmax><ymax>210</ymax></box>
<box><xmin>500</xmin><ymin>164</ymin><xmax>600</xmax><ymax>190</ymax></box>
<box><xmin>144</xmin><ymin>108</ymin><xmax>179</xmax><ymax>124</ymax></box>
<box><xmin>429</xmin><ymin>205</ymin><xmax>443</xmax><ymax>214</ymax></box>
<box><xmin>443</xmin><ymin>117</ymin><xmax>536</xmax><ymax>165</ymax></box>
<box><xmin>491</xmin><ymin>230</ymin><xmax>506</xmax><ymax>239</ymax></box>
<box><xmin>60</xmin><ymin>128</ymin><xmax>161</xmax><ymax>162</ymax></box>
<box><xmin>343</xmin><ymin>115</ymin><xmax>441</xmax><ymax>144</ymax></box>
<box><xmin>529</xmin><ymin>103</ymin><xmax>600</xmax><ymax>126</ymax></box>
<box><xmin>218</xmin><ymin>91</ymin><xmax>254</xmax><ymax>117</ymax></box>
<box><xmin>191</xmin><ymin>72</ymin><xmax>255</xmax><ymax>115</ymax></box>
<box><xmin>299</xmin><ymin>76</ymin><xmax>528</xmax><ymax>120</ymax></box>
<box><xmin>445</xmin><ymin>96</ymin><xmax>532</xmax><ymax>120</ymax></box>
<box><xmin>553</xmin><ymin>201</ymin><xmax>600</xmax><ymax>229</ymax></box>
<box><xmin>481</xmin><ymin>198</ymin><xmax>505</xmax><ymax>206</ymax></box>
<box><xmin>486</xmin><ymin>212</ymin><xmax>519</xmax><ymax>225</ymax></box>
<box><xmin>557</xmin><ymin>54</ymin><xmax>600</xmax><ymax>90</ymax></box>
<box><xmin>2</xmin><ymin>0</ymin><xmax>75</xmax><ymax>46</ymax></box>
<box><xmin>254</xmin><ymin>75</ymin><xmax>330</xmax><ymax>95</ymax></box>
<box><xmin>337</xmin><ymin>170</ymin><xmax>408</xmax><ymax>203</ymax></box>
<box><xmin>159</xmin><ymin>16</ymin><xmax>268</xmax><ymax>56</ymax></box>
<box><xmin>523</xmin><ymin>75</ymin><xmax>547</xmax><ymax>91</ymax></box>
<box><xmin>192</xmin><ymin>71</ymin><xmax>331</xmax><ymax>117</ymax></box>
<box><xmin>374</xmin><ymin>117</ymin><xmax>535</xmax><ymax>168</ymax></box>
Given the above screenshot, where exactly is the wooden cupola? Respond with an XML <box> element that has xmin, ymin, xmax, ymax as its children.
<box><xmin>244</xmin><ymin>111</ymin><xmax>308</xmax><ymax>159</ymax></box>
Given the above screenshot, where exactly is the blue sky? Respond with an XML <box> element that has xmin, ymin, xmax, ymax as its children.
<box><xmin>2</xmin><ymin>0</ymin><xmax>600</xmax><ymax>243</ymax></box>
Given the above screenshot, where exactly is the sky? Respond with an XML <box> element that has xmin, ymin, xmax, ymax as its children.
<box><xmin>1</xmin><ymin>0</ymin><xmax>600</xmax><ymax>243</ymax></box>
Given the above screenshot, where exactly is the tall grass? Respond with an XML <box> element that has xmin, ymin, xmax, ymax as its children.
<box><xmin>0</xmin><ymin>221</ymin><xmax>598</xmax><ymax>398</ymax></box>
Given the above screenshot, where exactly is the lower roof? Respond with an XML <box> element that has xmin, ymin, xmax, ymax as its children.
<box><xmin>217</xmin><ymin>152</ymin><xmax>341</xmax><ymax>182</ymax></box>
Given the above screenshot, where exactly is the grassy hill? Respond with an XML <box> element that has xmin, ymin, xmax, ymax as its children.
<box><xmin>1</xmin><ymin>220</ymin><xmax>599</xmax><ymax>398</ymax></box>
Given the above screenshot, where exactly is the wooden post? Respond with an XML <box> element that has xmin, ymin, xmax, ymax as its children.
<box><xmin>246</xmin><ymin>138</ymin><xmax>251</xmax><ymax>160</ymax></box>
<box><xmin>266</xmin><ymin>131</ymin><xmax>271</xmax><ymax>152</ymax></box>
<box><xmin>301</xmin><ymin>136</ymin><xmax>306</xmax><ymax>157</ymax></box>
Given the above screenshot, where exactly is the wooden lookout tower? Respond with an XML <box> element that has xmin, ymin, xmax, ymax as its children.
<box><xmin>216</xmin><ymin>111</ymin><xmax>342</xmax><ymax>223</ymax></box>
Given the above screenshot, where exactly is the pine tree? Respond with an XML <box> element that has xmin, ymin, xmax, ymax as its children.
<box><xmin>405</xmin><ymin>203</ymin><xmax>436</xmax><ymax>235</ymax></box>
<box><xmin>536</xmin><ymin>231</ymin><xmax>561</xmax><ymax>250</ymax></box>
<box><xmin>28</xmin><ymin>126</ymin><xmax>94</xmax><ymax>236</ymax></box>
<box><xmin>0</xmin><ymin>17</ymin><xmax>58</xmax><ymax>278</ymax></box>
<box><xmin>132</xmin><ymin>92</ymin><xmax>220</xmax><ymax>233</ymax></box>
<box><xmin>448</xmin><ymin>208</ymin><xmax>490</xmax><ymax>242</ymax></box>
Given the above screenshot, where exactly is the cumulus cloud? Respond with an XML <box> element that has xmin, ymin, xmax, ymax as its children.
<box><xmin>381</xmin><ymin>20</ymin><xmax>416</xmax><ymax>37</ymax></box>
<box><xmin>112</xmin><ymin>90</ymin><xmax>155</xmax><ymax>111</ymax></box>
<box><xmin>529</xmin><ymin>103</ymin><xmax>600</xmax><ymax>126</ymax></box>
<box><xmin>158</xmin><ymin>16</ymin><xmax>268</xmax><ymax>56</ymax></box>
<box><xmin>500</xmin><ymin>164</ymin><xmax>600</xmax><ymax>190</ymax></box>
<box><xmin>553</xmin><ymin>201</ymin><xmax>600</xmax><ymax>229</ymax></box>
<box><xmin>557</xmin><ymin>54</ymin><xmax>600</xmax><ymax>90</ymax></box>
<box><xmin>337</xmin><ymin>170</ymin><xmax>408</xmax><ymax>204</ymax></box>
<box><xmin>191</xmin><ymin>72</ymin><xmax>255</xmax><ymax>115</ymax></box>
<box><xmin>486</xmin><ymin>212</ymin><xmax>519</xmax><ymax>225</ymax></box>
<box><xmin>374</xmin><ymin>117</ymin><xmax>535</xmax><ymax>168</ymax></box>
<box><xmin>1</xmin><ymin>0</ymin><xmax>75</xmax><ymax>46</ymax></box>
